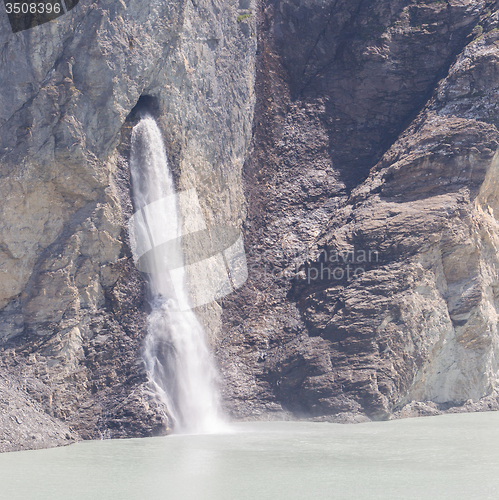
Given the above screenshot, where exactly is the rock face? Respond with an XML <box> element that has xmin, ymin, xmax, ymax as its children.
<box><xmin>0</xmin><ymin>369</ymin><xmax>77</xmax><ymax>453</ymax></box>
<box><xmin>218</xmin><ymin>0</ymin><xmax>499</xmax><ymax>422</ymax></box>
<box><xmin>2</xmin><ymin>0</ymin><xmax>499</xmax><ymax>452</ymax></box>
<box><xmin>0</xmin><ymin>0</ymin><xmax>255</xmax><ymax>450</ymax></box>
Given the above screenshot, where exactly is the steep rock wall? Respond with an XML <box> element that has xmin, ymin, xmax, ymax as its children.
<box><xmin>219</xmin><ymin>0</ymin><xmax>499</xmax><ymax>421</ymax></box>
<box><xmin>0</xmin><ymin>0</ymin><xmax>255</xmax><ymax>451</ymax></box>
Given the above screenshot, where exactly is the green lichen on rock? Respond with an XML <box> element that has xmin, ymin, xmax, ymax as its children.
<box><xmin>237</xmin><ymin>11</ymin><xmax>251</xmax><ymax>23</ymax></box>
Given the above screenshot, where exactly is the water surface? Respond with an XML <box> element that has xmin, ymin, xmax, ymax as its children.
<box><xmin>1</xmin><ymin>413</ymin><xmax>498</xmax><ymax>499</ymax></box>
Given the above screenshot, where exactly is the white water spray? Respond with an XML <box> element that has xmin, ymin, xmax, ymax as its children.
<box><xmin>130</xmin><ymin>115</ymin><xmax>226</xmax><ymax>434</ymax></box>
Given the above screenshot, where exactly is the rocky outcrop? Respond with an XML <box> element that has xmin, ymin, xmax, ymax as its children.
<box><xmin>218</xmin><ymin>0</ymin><xmax>499</xmax><ymax>422</ymax></box>
<box><xmin>0</xmin><ymin>0</ymin><xmax>255</xmax><ymax>450</ymax></box>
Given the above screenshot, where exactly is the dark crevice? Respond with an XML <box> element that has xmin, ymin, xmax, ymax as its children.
<box><xmin>327</xmin><ymin>7</ymin><xmax>485</xmax><ymax>192</ymax></box>
<box><xmin>126</xmin><ymin>95</ymin><xmax>161</xmax><ymax>123</ymax></box>
<box><xmin>296</xmin><ymin>0</ymin><xmax>370</xmax><ymax>100</ymax></box>
<box><xmin>296</xmin><ymin>0</ymin><xmax>341</xmax><ymax>97</ymax></box>
<box><xmin>372</xmin><ymin>14</ymin><xmax>487</xmax><ymax>162</ymax></box>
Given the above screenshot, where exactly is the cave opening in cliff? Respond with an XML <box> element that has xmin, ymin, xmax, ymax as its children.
<box><xmin>126</xmin><ymin>95</ymin><xmax>161</xmax><ymax>122</ymax></box>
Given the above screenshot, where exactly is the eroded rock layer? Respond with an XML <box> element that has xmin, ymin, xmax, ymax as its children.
<box><xmin>218</xmin><ymin>0</ymin><xmax>499</xmax><ymax>422</ymax></box>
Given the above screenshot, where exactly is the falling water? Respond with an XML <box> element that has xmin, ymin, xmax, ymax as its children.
<box><xmin>129</xmin><ymin>115</ymin><xmax>225</xmax><ymax>434</ymax></box>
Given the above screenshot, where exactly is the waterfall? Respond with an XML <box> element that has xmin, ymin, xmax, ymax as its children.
<box><xmin>129</xmin><ymin>115</ymin><xmax>226</xmax><ymax>434</ymax></box>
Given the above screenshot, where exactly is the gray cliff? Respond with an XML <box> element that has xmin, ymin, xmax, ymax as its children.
<box><xmin>0</xmin><ymin>0</ymin><xmax>255</xmax><ymax>451</ymax></box>
<box><xmin>3</xmin><ymin>0</ymin><xmax>499</xmax><ymax>453</ymax></box>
